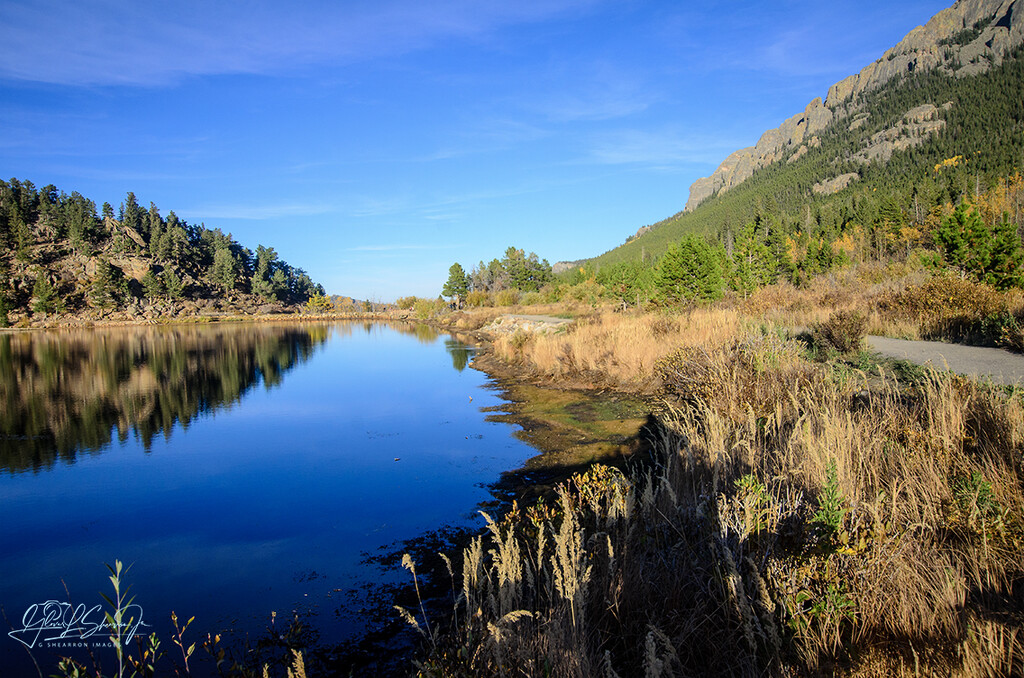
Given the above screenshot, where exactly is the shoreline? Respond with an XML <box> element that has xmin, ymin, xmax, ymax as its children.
<box><xmin>6</xmin><ymin>309</ymin><xmax>1021</xmax><ymax>676</ymax></box>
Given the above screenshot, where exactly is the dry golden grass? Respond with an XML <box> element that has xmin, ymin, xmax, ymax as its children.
<box><xmin>409</xmin><ymin>328</ymin><xmax>1024</xmax><ymax>677</ymax></box>
<box><xmin>401</xmin><ymin>265</ymin><xmax>1024</xmax><ymax>676</ymax></box>
<box><xmin>489</xmin><ymin>307</ymin><xmax>744</xmax><ymax>390</ymax></box>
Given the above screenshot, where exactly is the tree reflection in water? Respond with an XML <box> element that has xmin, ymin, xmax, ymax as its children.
<box><xmin>0</xmin><ymin>323</ymin><xmax>329</xmax><ymax>473</ymax></box>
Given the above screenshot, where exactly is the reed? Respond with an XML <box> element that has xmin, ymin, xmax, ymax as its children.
<box><xmin>489</xmin><ymin>307</ymin><xmax>744</xmax><ymax>390</ymax></box>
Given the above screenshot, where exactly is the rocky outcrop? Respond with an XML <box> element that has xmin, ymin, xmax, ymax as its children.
<box><xmin>813</xmin><ymin>173</ymin><xmax>860</xmax><ymax>196</ymax></box>
<box><xmin>825</xmin><ymin>0</ymin><xmax>1022</xmax><ymax>105</ymax></box>
<box><xmin>851</xmin><ymin>103</ymin><xmax>950</xmax><ymax>164</ymax></box>
<box><xmin>684</xmin><ymin>98</ymin><xmax>833</xmax><ymax>210</ymax></box>
<box><xmin>683</xmin><ymin>0</ymin><xmax>1023</xmax><ymax>212</ymax></box>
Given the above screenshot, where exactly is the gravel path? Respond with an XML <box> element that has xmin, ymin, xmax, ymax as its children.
<box><xmin>503</xmin><ymin>314</ymin><xmax>573</xmax><ymax>325</ymax></box>
<box><xmin>866</xmin><ymin>335</ymin><xmax>1024</xmax><ymax>386</ymax></box>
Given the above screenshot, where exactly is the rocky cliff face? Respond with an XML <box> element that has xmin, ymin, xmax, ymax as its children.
<box><xmin>684</xmin><ymin>0</ymin><xmax>1024</xmax><ymax>211</ymax></box>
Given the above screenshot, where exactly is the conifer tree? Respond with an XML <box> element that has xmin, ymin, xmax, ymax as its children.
<box><xmin>655</xmin><ymin>235</ymin><xmax>723</xmax><ymax>303</ymax></box>
<box><xmin>212</xmin><ymin>245</ymin><xmax>237</xmax><ymax>292</ymax></box>
<box><xmin>90</xmin><ymin>259</ymin><xmax>118</xmax><ymax>309</ymax></box>
<box><xmin>442</xmin><ymin>262</ymin><xmax>469</xmax><ymax>302</ymax></box>
<box><xmin>142</xmin><ymin>270</ymin><xmax>164</xmax><ymax>300</ymax></box>
<box><xmin>31</xmin><ymin>274</ymin><xmax>59</xmax><ymax>314</ymax></box>
<box><xmin>163</xmin><ymin>268</ymin><xmax>184</xmax><ymax>299</ymax></box>
<box><xmin>934</xmin><ymin>201</ymin><xmax>1024</xmax><ymax>289</ymax></box>
<box><xmin>730</xmin><ymin>222</ymin><xmax>775</xmax><ymax>296</ymax></box>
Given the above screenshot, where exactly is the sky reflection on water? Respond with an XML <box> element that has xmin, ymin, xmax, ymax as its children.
<box><xmin>0</xmin><ymin>321</ymin><xmax>533</xmax><ymax>673</ymax></box>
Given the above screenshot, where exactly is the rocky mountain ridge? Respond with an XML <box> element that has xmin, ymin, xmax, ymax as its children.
<box><xmin>684</xmin><ymin>0</ymin><xmax>1023</xmax><ymax>211</ymax></box>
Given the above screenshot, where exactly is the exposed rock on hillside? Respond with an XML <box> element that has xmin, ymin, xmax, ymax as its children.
<box><xmin>851</xmin><ymin>103</ymin><xmax>951</xmax><ymax>164</ymax></box>
<box><xmin>812</xmin><ymin>173</ymin><xmax>860</xmax><ymax>196</ymax></box>
<box><xmin>684</xmin><ymin>0</ymin><xmax>1023</xmax><ymax>211</ymax></box>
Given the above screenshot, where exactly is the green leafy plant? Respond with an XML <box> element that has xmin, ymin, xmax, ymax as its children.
<box><xmin>812</xmin><ymin>460</ymin><xmax>847</xmax><ymax>540</ymax></box>
<box><xmin>100</xmin><ymin>560</ymin><xmax>136</xmax><ymax>678</ymax></box>
<box><xmin>953</xmin><ymin>471</ymin><xmax>1005</xmax><ymax>535</ymax></box>
<box><xmin>735</xmin><ymin>473</ymin><xmax>770</xmax><ymax>536</ymax></box>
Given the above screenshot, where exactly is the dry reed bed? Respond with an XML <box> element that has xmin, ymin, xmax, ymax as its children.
<box><xmin>489</xmin><ymin>307</ymin><xmax>745</xmax><ymax>390</ymax></box>
<box><xmin>407</xmin><ymin>331</ymin><xmax>1024</xmax><ymax>677</ymax></box>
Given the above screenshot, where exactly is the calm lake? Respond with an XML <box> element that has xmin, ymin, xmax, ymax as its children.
<box><xmin>0</xmin><ymin>321</ymin><xmax>542</xmax><ymax>674</ymax></box>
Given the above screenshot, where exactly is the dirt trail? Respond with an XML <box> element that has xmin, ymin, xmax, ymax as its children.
<box><xmin>867</xmin><ymin>335</ymin><xmax>1024</xmax><ymax>386</ymax></box>
<box><xmin>502</xmin><ymin>314</ymin><xmax>572</xmax><ymax>325</ymax></box>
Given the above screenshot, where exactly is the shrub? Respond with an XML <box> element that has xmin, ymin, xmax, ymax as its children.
<box><xmin>873</xmin><ymin>275</ymin><xmax>1020</xmax><ymax>344</ymax></box>
<box><xmin>520</xmin><ymin>291</ymin><xmax>544</xmax><ymax>306</ymax></box>
<box><xmin>495</xmin><ymin>289</ymin><xmax>520</xmax><ymax>307</ymax></box>
<box><xmin>538</xmin><ymin>284</ymin><xmax>563</xmax><ymax>303</ymax></box>
<box><xmin>811</xmin><ymin>309</ymin><xmax>867</xmax><ymax>355</ymax></box>
<box><xmin>465</xmin><ymin>290</ymin><xmax>490</xmax><ymax>307</ymax></box>
<box><xmin>414</xmin><ymin>298</ymin><xmax>445</xmax><ymax>319</ymax></box>
<box><xmin>648</xmin><ymin>315</ymin><xmax>679</xmax><ymax>338</ymax></box>
<box><xmin>304</xmin><ymin>292</ymin><xmax>333</xmax><ymax>313</ymax></box>
<box><xmin>395</xmin><ymin>296</ymin><xmax>418</xmax><ymax>310</ymax></box>
<box><xmin>563</xmin><ymin>280</ymin><xmax>605</xmax><ymax>304</ymax></box>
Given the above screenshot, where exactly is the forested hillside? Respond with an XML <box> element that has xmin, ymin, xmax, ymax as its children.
<box><xmin>591</xmin><ymin>44</ymin><xmax>1024</xmax><ymax>273</ymax></box>
<box><xmin>552</xmin><ymin>41</ymin><xmax>1021</xmax><ymax>311</ymax></box>
<box><xmin>0</xmin><ymin>180</ymin><xmax>325</xmax><ymax>326</ymax></box>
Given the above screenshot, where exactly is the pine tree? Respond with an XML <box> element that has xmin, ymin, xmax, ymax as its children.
<box><xmin>934</xmin><ymin>201</ymin><xmax>1024</xmax><ymax>289</ymax></box>
<box><xmin>442</xmin><ymin>262</ymin><xmax>469</xmax><ymax>302</ymax></box>
<box><xmin>142</xmin><ymin>270</ymin><xmax>164</xmax><ymax>300</ymax></box>
<box><xmin>656</xmin><ymin>235</ymin><xmax>723</xmax><ymax>303</ymax></box>
<box><xmin>31</xmin><ymin>274</ymin><xmax>59</xmax><ymax>314</ymax></box>
<box><xmin>90</xmin><ymin>259</ymin><xmax>117</xmax><ymax>309</ymax></box>
<box><xmin>162</xmin><ymin>268</ymin><xmax>184</xmax><ymax>299</ymax></box>
<box><xmin>211</xmin><ymin>245</ymin><xmax>237</xmax><ymax>292</ymax></box>
<box><xmin>251</xmin><ymin>245</ymin><xmax>279</xmax><ymax>300</ymax></box>
<box><xmin>0</xmin><ymin>260</ymin><xmax>10</xmax><ymax>327</ymax></box>
<box><xmin>730</xmin><ymin>222</ymin><xmax>776</xmax><ymax>296</ymax></box>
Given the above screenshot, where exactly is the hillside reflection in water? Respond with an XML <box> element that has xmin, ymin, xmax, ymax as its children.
<box><xmin>0</xmin><ymin>321</ymin><xmax>531</xmax><ymax>675</ymax></box>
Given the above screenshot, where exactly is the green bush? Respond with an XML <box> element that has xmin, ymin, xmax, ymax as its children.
<box><xmin>875</xmin><ymin>275</ymin><xmax>1020</xmax><ymax>345</ymax></box>
<box><xmin>563</xmin><ymin>280</ymin><xmax>605</xmax><ymax>304</ymax></box>
<box><xmin>520</xmin><ymin>291</ymin><xmax>544</xmax><ymax>306</ymax></box>
<box><xmin>414</xmin><ymin>298</ymin><xmax>445</xmax><ymax>319</ymax></box>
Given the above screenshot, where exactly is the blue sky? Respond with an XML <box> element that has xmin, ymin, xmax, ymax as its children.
<box><xmin>0</xmin><ymin>0</ymin><xmax>951</xmax><ymax>301</ymax></box>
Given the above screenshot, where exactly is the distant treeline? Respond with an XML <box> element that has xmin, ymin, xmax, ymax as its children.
<box><xmin>0</xmin><ymin>180</ymin><xmax>324</xmax><ymax>324</ymax></box>
<box><xmin>432</xmin><ymin>173</ymin><xmax>1024</xmax><ymax>310</ymax></box>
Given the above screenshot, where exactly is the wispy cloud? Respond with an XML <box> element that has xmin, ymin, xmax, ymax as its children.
<box><xmin>524</xmin><ymin>63</ymin><xmax>656</xmax><ymax>123</ymax></box>
<box><xmin>585</xmin><ymin>128</ymin><xmax>743</xmax><ymax>168</ymax></box>
<box><xmin>344</xmin><ymin>244</ymin><xmax>453</xmax><ymax>252</ymax></box>
<box><xmin>180</xmin><ymin>202</ymin><xmax>335</xmax><ymax>220</ymax></box>
<box><xmin>0</xmin><ymin>0</ymin><xmax>602</xmax><ymax>86</ymax></box>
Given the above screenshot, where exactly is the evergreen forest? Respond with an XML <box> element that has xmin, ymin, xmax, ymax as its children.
<box><xmin>0</xmin><ymin>182</ymin><xmax>325</xmax><ymax>326</ymax></box>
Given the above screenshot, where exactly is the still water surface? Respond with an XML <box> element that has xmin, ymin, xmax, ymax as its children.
<box><xmin>0</xmin><ymin>321</ymin><xmax>534</xmax><ymax>673</ymax></box>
